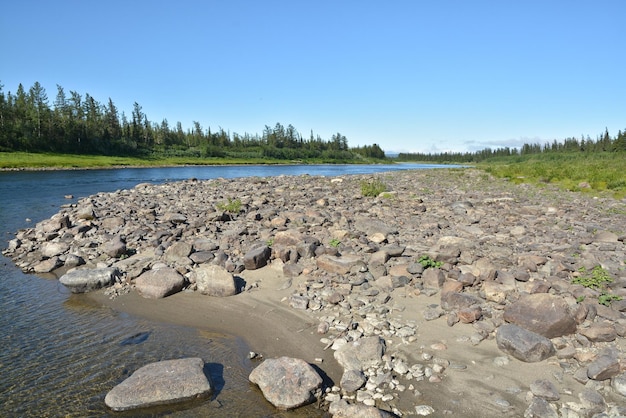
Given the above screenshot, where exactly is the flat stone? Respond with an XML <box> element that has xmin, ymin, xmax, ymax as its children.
<box><xmin>579</xmin><ymin>322</ymin><xmax>617</xmax><ymax>342</ymax></box>
<box><xmin>59</xmin><ymin>267</ymin><xmax>119</xmax><ymax>293</ymax></box>
<box><xmin>329</xmin><ymin>399</ymin><xmax>397</xmax><ymax>417</ymax></box>
<box><xmin>104</xmin><ymin>357</ymin><xmax>211</xmax><ymax>411</ymax></box>
<box><xmin>316</xmin><ymin>254</ymin><xmax>362</xmax><ymax>275</ymax></box>
<box><xmin>529</xmin><ymin>379</ymin><xmax>560</xmax><ymax>401</ymax></box>
<box><xmin>40</xmin><ymin>242</ymin><xmax>70</xmax><ymax>258</ymax></box>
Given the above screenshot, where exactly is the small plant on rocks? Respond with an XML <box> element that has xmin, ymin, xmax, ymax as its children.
<box><xmin>360</xmin><ymin>178</ymin><xmax>387</xmax><ymax>197</ymax></box>
<box><xmin>329</xmin><ymin>238</ymin><xmax>341</xmax><ymax>248</ymax></box>
<box><xmin>573</xmin><ymin>265</ymin><xmax>613</xmax><ymax>289</ymax></box>
<box><xmin>573</xmin><ymin>265</ymin><xmax>622</xmax><ymax>306</ymax></box>
<box><xmin>216</xmin><ymin>198</ymin><xmax>242</xmax><ymax>213</ymax></box>
<box><xmin>418</xmin><ymin>255</ymin><xmax>442</xmax><ymax>269</ymax></box>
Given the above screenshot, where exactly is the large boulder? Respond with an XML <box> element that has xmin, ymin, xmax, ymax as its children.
<box><xmin>496</xmin><ymin>324</ymin><xmax>555</xmax><ymax>362</ymax></box>
<box><xmin>191</xmin><ymin>264</ymin><xmax>237</xmax><ymax>297</ymax></box>
<box><xmin>134</xmin><ymin>267</ymin><xmax>185</xmax><ymax>299</ymax></box>
<box><xmin>59</xmin><ymin>267</ymin><xmax>119</xmax><ymax>293</ymax></box>
<box><xmin>104</xmin><ymin>358</ymin><xmax>211</xmax><ymax>411</ymax></box>
<box><xmin>249</xmin><ymin>357</ymin><xmax>322</xmax><ymax>410</ymax></box>
<box><xmin>503</xmin><ymin>293</ymin><xmax>577</xmax><ymax>338</ymax></box>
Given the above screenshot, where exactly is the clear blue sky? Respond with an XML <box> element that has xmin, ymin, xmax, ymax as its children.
<box><xmin>1</xmin><ymin>0</ymin><xmax>624</xmax><ymax>153</ymax></box>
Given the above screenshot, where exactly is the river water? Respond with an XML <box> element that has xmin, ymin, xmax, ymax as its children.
<box><xmin>0</xmin><ymin>163</ymin><xmax>449</xmax><ymax>417</ymax></box>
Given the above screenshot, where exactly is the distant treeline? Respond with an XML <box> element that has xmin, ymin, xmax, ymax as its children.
<box><xmin>398</xmin><ymin>129</ymin><xmax>626</xmax><ymax>163</ymax></box>
<box><xmin>0</xmin><ymin>81</ymin><xmax>386</xmax><ymax>161</ymax></box>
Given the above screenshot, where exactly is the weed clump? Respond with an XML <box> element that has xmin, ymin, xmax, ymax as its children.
<box><xmin>360</xmin><ymin>178</ymin><xmax>387</xmax><ymax>197</ymax></box>
<box><xmin>573</xmin><ymin>265</ymin><xmax>622</xmax><ymax>306</ymax></box>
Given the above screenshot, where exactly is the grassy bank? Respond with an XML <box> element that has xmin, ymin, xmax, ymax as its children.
<box><xmin>0</xmin><ymin>151</ymin><xmax>381</xmax><ymax>170</ymax></box>
<box><xmin>478</xmin><ymin>152</ymin><xmax>626</xmax><ymax>198</ymax></box>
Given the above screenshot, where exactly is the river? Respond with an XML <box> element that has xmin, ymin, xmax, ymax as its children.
<box><xmin>0</xmin><ymin>163</ymin><xmax>452</xmax><ymax>417</ymax></box>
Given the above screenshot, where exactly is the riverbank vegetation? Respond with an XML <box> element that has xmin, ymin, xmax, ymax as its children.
<box><xmin>398</xmin><ymin>130</ymin><xmax>626</xmax><ymax>197</ymax></box>
<box><xmin>0</xmin><ymin>81</ymin><xmax>386</xmax><ymax>164</ymax></box>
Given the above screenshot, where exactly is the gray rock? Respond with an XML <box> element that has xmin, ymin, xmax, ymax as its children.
<box><xmin>334</xmin><ymin>336</ymin><xmax>385</xmax><ymax>371</ymax></box>
<box><xmin>243</xmin><ymin>245</ymin><xmax>271</xmax><ymax>270</ymax></box>
<box><xmin>422</xmin><ymin>268</ymin><xmax>445</xmax><ymax>288</ymax></box>
<box><xmin>76</xmin><ymin>204</ymin><xmax>95</xmax><ymax>220</ymax></box>
<box><xmin>523</xmin><ymin>396</ymin><xmax>558</xmax><ymax>418</ymax></box>
<box><xmin>578</xmin><ymin>388</ymin><xmax>606</xmax><ymax>415</ymax></box>
<box><xmin>40</xmin><ymin>242</ymin><xmax>70</xmax><ymax>258</ymax></box>
<box><xmin>134</xmin><ymin>267</ymin><xmax>185</xmax><ymax>299</ymax></box>
<box><xmin>102</xmin><ymin>236</ymin><xmax>126</xmax><ymax>258</ymax></box>
<box><xmin>611</xmin><ymin>373</ymin><xmax>626</xmax><ymax>397</ymax></box>
<box><xmin>191</xmin><ymin>265</ymin><xmax>237</xmax><ymax>297</ymax></box>
<box><xmin>329</xmin><ymin>399</ymin><xmax>397</xmax><ymax>417</ymax></box>
<box><xmin>441</xmin><ymin>292</ymin><xmax>482</xmax><ymax>311</ymax></box>
<box><xmin>104</xmin><ymin>357</ymin><xmax>211</xmax><ymax>411</ymax></box>
<box><xmin>192</xmin><ymin>239</ymin><xmax>218</xmax><ymax>252</ymax></box>
<box><xmin>289</xmin><ymin>295</ymin><xmax>309</xmax><ymax>310</ymax></box>
<box><xmin>59</xmin><ymin>267</ymin><xmax>119</xmax><ymax>293</ymax></box>
<box><xmin>189</xmin><ymin>251</ymin><xmax>214</xmax><ymax>264</ymax></box>
<box><xmin>587</xmin><ymin>350</ymin><xmax>621</xmax><ymax>381</ymax></box>
<box><xmin>503</xmin><ymin>293</ymin><xmax>577</xmax><ymax>338</ymax></box>
<box><xmin>63</xmin><ymin>254</ymin><xmax>85</xmax><ymax>268</ymax></box>
<box><xmin>496</xmin><ymin>324</ymin><xmax>555</xmax><ymax>362</ymax></box>
<box><xmin>529</xmin><ymin>379</ymin><xmax>560</xmax><ymax>401</ymax></box>
<box><xmin>249</xmin><ymin>357</ymin><xmax>322</xmax><ymax>410</ymax></box>
<box><xmin>164</xmin><ymin>241</ymin><xmax>193</xmax><ymax>262</ymax></box>
<box><xmin>340</xmin><ymin>369</ymin><xmax>367</xmax><ymax>392</ymax></box>
<box><xmin>33</xmin><ymin>257</ymin><xmax>62</xmax><ymax>273</ymax></box>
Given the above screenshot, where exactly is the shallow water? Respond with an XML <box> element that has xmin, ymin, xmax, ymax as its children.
<box><xmin>0</xmin><ymin>163</ymin><xmax>452</xmax><ymax>417</ymax></box>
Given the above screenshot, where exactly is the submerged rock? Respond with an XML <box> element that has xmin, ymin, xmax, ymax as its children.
<box><xmin>104</xmin><ymin>357</ymin><xmax>211</xmax><ymax>411</ymax></box>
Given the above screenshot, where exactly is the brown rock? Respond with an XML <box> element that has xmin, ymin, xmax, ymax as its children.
<box><xmin>579</xmin><ymin>322</ymin><xmax>617</xmax><ymax>342</ymax></box>
<box><xmin>503</xmin><ymin>293</ymin><xmax>577</xmax><ymax>338</ymax></box>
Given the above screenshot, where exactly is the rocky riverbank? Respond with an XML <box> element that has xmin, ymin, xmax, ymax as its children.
<box><xmin>4</xmin><ymin>168</ymin><xmax>626</xmax><ymax>417</ymax></box>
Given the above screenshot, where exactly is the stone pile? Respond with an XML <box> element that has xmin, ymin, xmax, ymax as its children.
<box><xmin>4</xmin><ymin>168</ymin><xmax>626</xmax><ymax>416</ymax></box>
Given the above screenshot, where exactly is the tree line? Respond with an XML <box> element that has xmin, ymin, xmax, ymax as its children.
<box><xmin>397</xmin><ymin>128</ymin><xmax>626</xmax><ymax>163</ymax></box>
<box><xmin>0</xmin><ymin>81</ymin><xmax>386</xmax><ymax>161</ymax></box>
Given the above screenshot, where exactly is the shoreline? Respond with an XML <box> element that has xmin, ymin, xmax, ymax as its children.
<box><xmin>5</xmin><ymin>168</ymin><xmax>626</xmax><ymax>416</ymax></box>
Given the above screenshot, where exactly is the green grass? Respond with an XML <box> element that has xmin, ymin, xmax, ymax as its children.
<box><xmin>478</xmin><ymin>152</ymin><xmax>626</xmax><ymax>198</ymax></box>
<box><xmin>0</xmin><ymin>151</ymin><xmax>383</xmax><ymax>170</ymax></box>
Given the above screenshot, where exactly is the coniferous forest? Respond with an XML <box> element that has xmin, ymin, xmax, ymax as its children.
<box><xmin>1</xmin><ymin>81</ymin><xmax>624</xmax><ymax>166</ymax></box>
<box><xmin>397</xmin><ymin>128</ymin><xmax>626</xmax><ymax>163</ymax></box>
<box><xmin>0</xmin><ymin>81</ymin><xmax>386</xmax><ymax>161</ymax></box>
